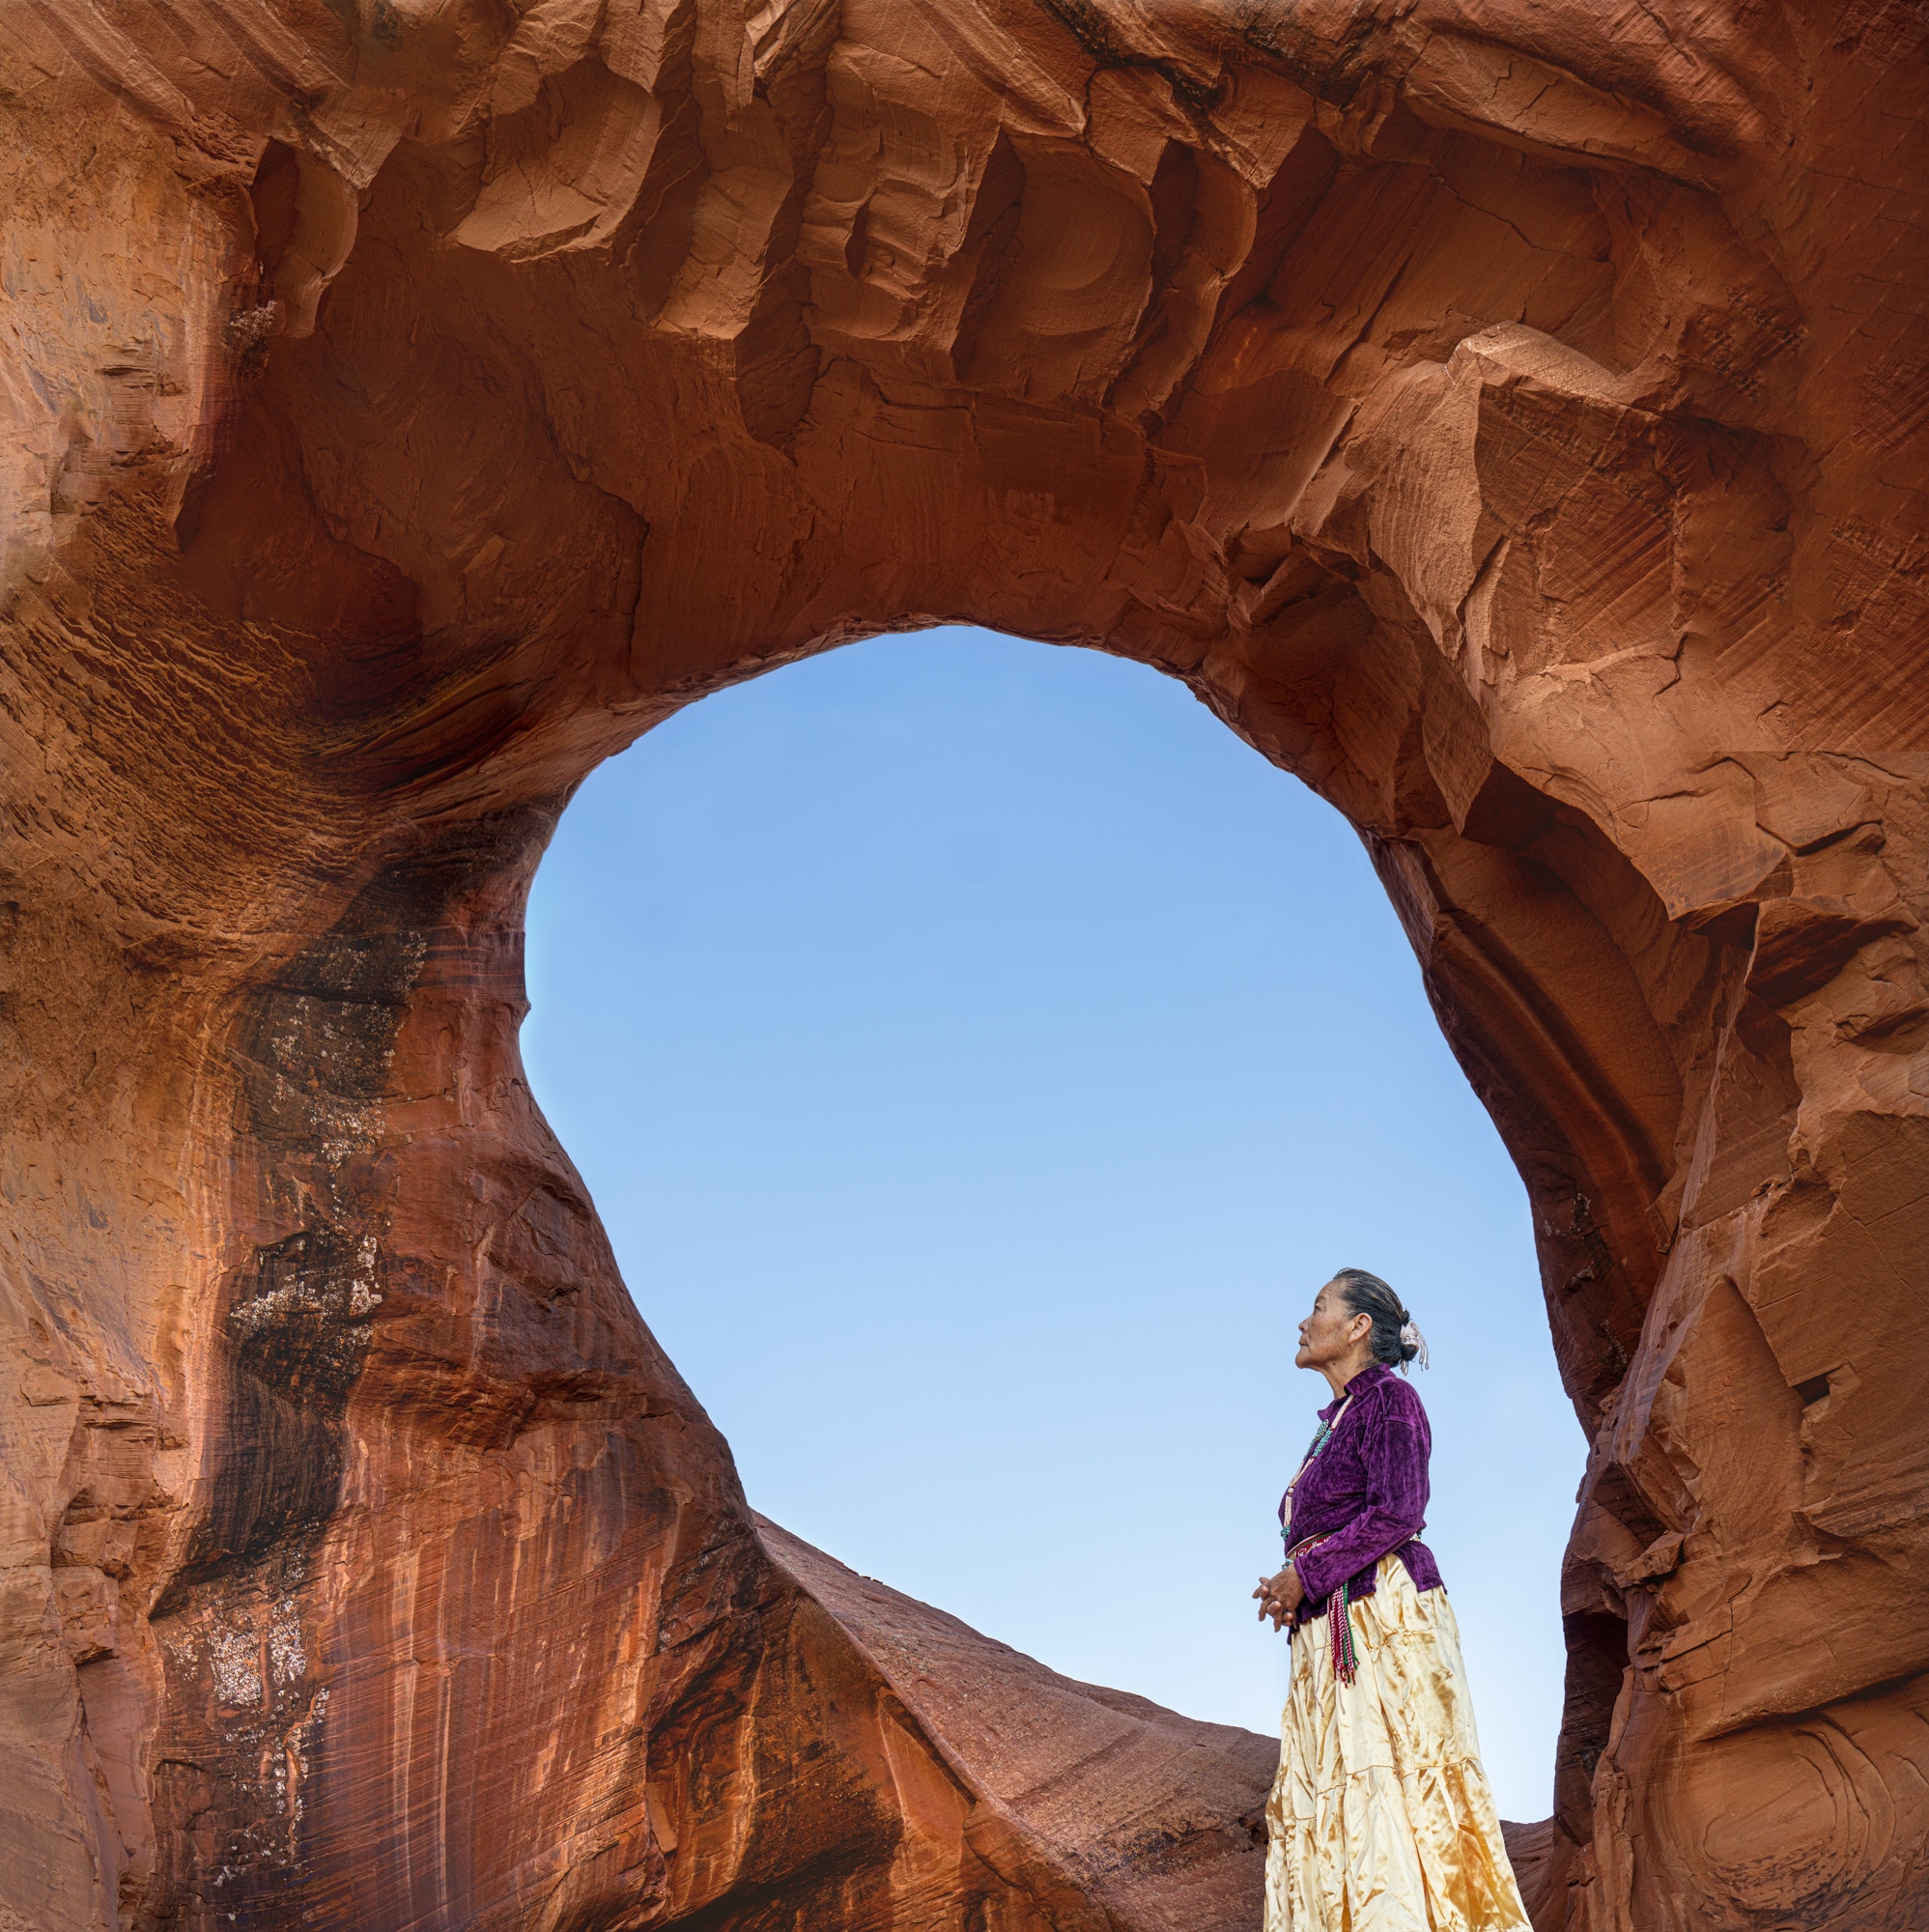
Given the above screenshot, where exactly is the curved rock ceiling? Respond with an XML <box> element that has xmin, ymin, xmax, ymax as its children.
<box><xmin>1</xmin><ymin>3</ymin><xmax>1924</xmax><ymax>1929</ymax></box>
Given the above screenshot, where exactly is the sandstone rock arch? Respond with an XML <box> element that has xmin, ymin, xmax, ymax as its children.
<box><xmin>2</xmin><ymin>4</ymin><xmax>1924</xmax><ymax>1929</ymax></box>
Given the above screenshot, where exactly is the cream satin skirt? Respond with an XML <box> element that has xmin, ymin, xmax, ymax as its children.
<box><xmin>1263</xmin><ymin>1555</ymin><xmax>1530</xmax><ymax>1931</ymax></box>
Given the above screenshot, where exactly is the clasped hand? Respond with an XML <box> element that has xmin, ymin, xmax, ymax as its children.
<box><xmin>1253</xmin><ymin>1561</ymin><xmax>1305</xmax><ymax>1632</ymax></box>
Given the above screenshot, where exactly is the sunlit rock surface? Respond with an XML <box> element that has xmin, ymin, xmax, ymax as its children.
<box><xmin>1</xmin><ymin>3</ymin><xmax>1924</xmax><ymax>1928</ymax></box>
<box><xmin>757</xmin><ymin>1519</ymin><xmax>1276</xmax><ymax>1930</ymax></box>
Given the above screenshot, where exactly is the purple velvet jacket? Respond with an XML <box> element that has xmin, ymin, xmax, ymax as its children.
<box><xmin>1277</xmin><ymin>1362</ymin><xmax>1443</xmax><ymax>1620</ymax></box>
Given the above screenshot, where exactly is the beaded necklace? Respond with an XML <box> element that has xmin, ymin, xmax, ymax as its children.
<box><xmin>1280</xmin><ymin>1394</ymin><xmax>1351</xmax><ymax>1546</ymax></box>
<box><xmin>1279</xmin><ymin>1393</ymin><xmax>1361</xmax><ymax>1686</ymax></box>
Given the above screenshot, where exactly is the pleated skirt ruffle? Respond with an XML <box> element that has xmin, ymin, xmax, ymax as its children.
<box><xmin>1263</xmin><ymin>1554</ymin><xmax>1531</xmax><ymax>1932</ymax></box>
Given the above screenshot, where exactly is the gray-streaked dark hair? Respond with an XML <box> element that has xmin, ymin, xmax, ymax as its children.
<box><xmin>1331</xmin><ymin>1266</ymin><xmax>1424</xmax><ymax>1370</ymax></box>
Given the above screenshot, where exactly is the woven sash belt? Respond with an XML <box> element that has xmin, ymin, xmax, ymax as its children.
<box><xmin>1287</xmin><ymin>1533</ymin><xmax>1359</xmax><ymax>1686</ymax></box>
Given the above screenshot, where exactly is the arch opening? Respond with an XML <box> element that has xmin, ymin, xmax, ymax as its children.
<box><xmin>521</xmin><ymin>624</ymin><xmax>1580</xmax><ymax>1824</ymax></box>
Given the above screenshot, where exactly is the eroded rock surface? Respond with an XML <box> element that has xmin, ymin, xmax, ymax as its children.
<box><xmin>1</xmin><ymin>3</ymin><xmax>1924</xmax><ymax>1929</ymax></box>
<box><xmin>757</xmin><ymin>1519</ymin><xmax>1277</xmax><ymax>1931</ymax></box>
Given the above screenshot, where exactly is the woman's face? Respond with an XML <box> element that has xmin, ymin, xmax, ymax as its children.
<box><xmin>1295</xmin><ymin>1280</ymin><xmax>1370</xmax><ymax>1372</ymax></box>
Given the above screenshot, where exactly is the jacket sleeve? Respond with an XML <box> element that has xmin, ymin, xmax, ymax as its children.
<box><xmin>1290</xmin><ymin>1388</ymin><xmax>1430</xmax><ymax>1605</ymax></box>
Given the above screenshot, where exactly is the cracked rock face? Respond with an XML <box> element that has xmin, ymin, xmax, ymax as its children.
<box><xmin>1</xmin><ymin>3</ymin><xmax>1924</xmax><ymax>1929</ymax></box>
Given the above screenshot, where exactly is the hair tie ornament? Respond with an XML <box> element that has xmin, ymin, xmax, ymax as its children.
<box><xmin>1400</xmin><ymin>1320</ymin><xmax>1430</xmax><ymax>1371</ymax></box>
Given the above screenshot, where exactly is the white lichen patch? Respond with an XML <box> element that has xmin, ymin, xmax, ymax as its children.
<box><xmin>348</xmin><ymin>1233</ymin><xmax>383</xmax><ymax>1315</ymax></box>
<box><xmin>268</xmin><ymin>1605</ymin><xmax>305</xmax><ymax>1686</ymax></box>
<box><xmin>227</xmin><ymin>1277</ymin><xmax>327</xmax><ymax>1335</ymax></box>
<box><xmin>228</xmin><ymin>1228</ymin><xmax>382</xmax><ymax>1336</ymax></box>
<box><xmin>319</xmin><ymin>1103</ymin><xmax>381</xmax><ymax>1165</ymax></box>
<box><xmin>210</xmin><ymin>1623</ymin><xmax>264</xmax><ymax>1708</ymax></box>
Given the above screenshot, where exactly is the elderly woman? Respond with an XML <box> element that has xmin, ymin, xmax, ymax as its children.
<box><xmin>1254</xmin><ymin>1268</ymin><xmax>1529</xmax><ymax>1932</ymax></box>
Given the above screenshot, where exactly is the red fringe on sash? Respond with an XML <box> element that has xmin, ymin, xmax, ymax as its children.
<box><xmin>1287</xmin><ymin>1534</ymin><xmax>1358</xmax><ymax>1686</ymax></box>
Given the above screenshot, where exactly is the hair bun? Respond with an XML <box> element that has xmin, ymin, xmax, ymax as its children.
<box><xmin>1330</xmin><ymin>1268</ymin><xmax>1428</xmax><ymax>1372</ymax></box>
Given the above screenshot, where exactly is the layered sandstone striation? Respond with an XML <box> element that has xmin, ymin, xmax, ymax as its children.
<box><xmin>1</xmin><ymin>2</ymin><xmax>1925</xmax><ymax>1928</ymax></box>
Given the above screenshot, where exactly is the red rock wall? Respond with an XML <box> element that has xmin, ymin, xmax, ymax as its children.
<box><xmin>1</xmin><ymin>4</ymin><xmax>1924</xmax><ymax>1929</ymax></box>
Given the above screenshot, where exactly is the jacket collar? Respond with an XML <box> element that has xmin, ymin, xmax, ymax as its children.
<box><xmin>1319</xmin><ymin>1360</ymin><xmax>1392</xmax><ymax>1422</ymax></box>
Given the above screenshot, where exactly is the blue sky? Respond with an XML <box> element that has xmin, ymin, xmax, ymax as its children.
<box><xmin>521</xmin><ymin>624</ymin><xmax>1580</xmax><ymax>1823</ymax></box>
